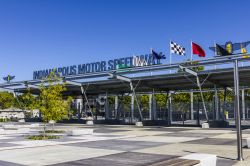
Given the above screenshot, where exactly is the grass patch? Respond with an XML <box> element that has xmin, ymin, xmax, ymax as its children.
<box><xmin>39</xmin><ymin>130</ymin><xmax>65</xmax><ymax>134</ymax></box>
<box><xmin>27</xmin><ymin>135</ymin><xmax>60</xmax><ymax>140</ymax></box>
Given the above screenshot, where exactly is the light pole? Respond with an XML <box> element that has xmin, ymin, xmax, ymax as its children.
<box><xmin>234</xmin><ymin>59</ymin><xmax>243</xmax><ymax>161</ymax></box>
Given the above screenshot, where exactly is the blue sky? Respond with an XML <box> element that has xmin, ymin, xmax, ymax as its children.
<box><xmin>0</xmin><ymin>0</ymin><xmax>249</xmax><ymax>81</ymax></box>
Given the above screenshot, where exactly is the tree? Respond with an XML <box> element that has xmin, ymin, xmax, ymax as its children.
<box><xmin>173</xmin><ymin>93</ymin><xmax>190</xmax><ymax>116</ymax></box>
<box><xmin>66</xmin><ymin>96</ymin><xmax>75</xmax><ymax>119</ymax></box>
<box><xmin>108</xmin><ymin>96</ymin><xmax>115</xmax><ymax>105</ymax></box>
<box><xmin>17</xmin><ymin>89</ymin><xmax>38</xmax><ymax>110</ymax></box>
<box><xmin>155</xmin><ymin>94</ymin><xmax>167</xmax><ymax>109</ymax></box>
<box><xmin>14</xmin><ymin>89</ymin><xmax>39</xmax><ymax>119</ymax></box>
<box><xmin>119</xmin><ymin>95</ymin><xmax>131</xmax><ymax>111</ymax></box>
<box><xmin>38</xmin><ymin>72</ymin><xmax>68</xmax><ymax>135</ymax></box>
<box><xmin>139</xmin><ymin>95</ymin><xmax>149</xmax><ymax>111</ymax></box>
<box><xmin>0</xmin><ymin>92</ymin><xmax>15</xmax><ymax>109</ymax></box>
<box><xmin>173</xmin><ymin>93</ymin><xmax>190</xmax><ymax>103</ymax></box>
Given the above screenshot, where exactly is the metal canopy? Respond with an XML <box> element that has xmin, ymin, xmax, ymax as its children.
<box><xmin>1</xmin><ymin>54</ymin><xmax>250</xmax><ymax>96</ymax></box>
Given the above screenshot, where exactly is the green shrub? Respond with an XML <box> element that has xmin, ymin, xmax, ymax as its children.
<box><xmin>27</xmin><ymin>135</ymin><xmax>60</xmax><ymax>140</ymax></box>
<box><xmin>0</xmin><ymin>118</ymin><xmax>10</xmax><ymax>122</ymax></box>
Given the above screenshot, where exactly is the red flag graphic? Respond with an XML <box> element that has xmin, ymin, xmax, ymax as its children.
<box><xmin>192</xmin><ymin>42</ymin><xmax>206</xmax><ymax>57</ymax></box>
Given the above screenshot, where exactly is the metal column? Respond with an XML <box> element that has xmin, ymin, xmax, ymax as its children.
<box><xmin>131</xmin><ymin>93</ymin><xmax>134</xmax><ymax>121</ymax></box>
<box><xmin>115</xmin><ymin>96</ymin><xmax>119</xmax><ymax>112</ymax></box>
<box><xmin>149</xmin><ymin>94</ymin><xmax>152</xmax><ymax>120</ymax></box>
<box><xmin>214</xmin><ymin>85</ymin><xmax>219</xmax><ymax>120</ymax></box>
<box><xmin>152</xmin><ymin>91</ymin><xmax>157</xmax><ymax>120</ymax></box>
<box><xmin>105</xmin><ymin>92</ymin><xmax>109</xmax><ymax>120</ymax></box>
<box><xmin>223</xmin><ymin>88</ymin><xmax>227</xmax><ymax>120</ymax></box>
<box><xmin>242</xmin><ymin>90</ymin><xmax>245</xmax><ymax>121</ymax></box>
<box><xmin>190</xmin><ymin>92</ymin><xmax>194</xmax><ymax>120</ymax></box>
<box><xmin>149</xmin><ymin>90</ymin><xmax>156</xmax><ymax>120</ymax></box>
<box><xmin>76</xmin><ymin>97</ymin><xmax>83</xmax><ymax>121</ymax></box>
<box><xmin>115</xmin><ymin>95</ymin><xmax>119</xmax><ymax>119</ymax></box>
<box><xmin>234</xmin><ymin>59</ymin><xmax>243</xmax><ymax>161</ymax></box>
<box><xmin>167</xmin><ymin>92</ymin><xmax>172</xmax><ymax>126</ymax></box>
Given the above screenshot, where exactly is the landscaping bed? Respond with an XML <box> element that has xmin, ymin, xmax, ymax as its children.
<box><xmin>27</xmin><ymin>135</ymin><xmax>60</xmax><ymax>140</ymax></box>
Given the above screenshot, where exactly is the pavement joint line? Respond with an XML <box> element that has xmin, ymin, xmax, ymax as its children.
<box><xmin>0</xmin><ymin>132</ymin><xmax>189</xmax><ymax>151</ymax></box>
<box><xmin>0</xmin><ymin>134</ymin><xmax>137</xmax><ymax>151</ymax></box>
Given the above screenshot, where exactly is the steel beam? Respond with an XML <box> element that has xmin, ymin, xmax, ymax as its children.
<box><xmin>80</xmin><ymin>86</ymin><xmax>93</xmax><ymax>118</ymax></box>
<box><xmin>196</xmin><ymin>77</ymin><xmax>208</xmax><ymax>121</ymax></box>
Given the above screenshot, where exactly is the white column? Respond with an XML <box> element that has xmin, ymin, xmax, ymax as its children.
<box><xmin>247</xmin><ymin>108</ymin><xmax>249</xmax><ymax>119</ymax></box>
<box><xmin>149</xmin><ymin>93</ymin><xmax>156</xmax><ymax>120</ymax></box>
<box><xmin>152</xmin><ymin>92</ymin><xmax>157</xmax><ymax>120</ymax></box>
<box><xmin>114</xmin><ymin>95</ymin><xmax>119</xmax><ymax>119</ymax></box>
<box><xmin>76</xmin><ymin>97</ymin><xmax>83</xmax><ymax>120</ymax></box>
<box><xmin>76</xmin><ymin>98</ymin><xmax>83</xmax><ymax>110</ymax></box>
<box><xmin>149</xmin><ymin>94</ymin><xmax>152</xmax><ymax>120</ymax></box>
<box><xmin>242</xmin><ymin>90</ymin><xmax>245</xmax><ymax>121</ymax></box>
<box><xmin>168</xmin><ymin>92</ymin><xmax>172</xmax><ymax>125</ymax></box>
<box><xmin>190</xmin><ymin>92</ymin><xmax>194</xmax><ymax>120</ymax></box>
<box><xmin>215</xmin><ymin>86</ymin><xmax>219</xmax><ymax>120</ymax></box>
<box><xmin>131</xmin><ymin>94</ymin><xmax>134</xmax><ymax>120</ymax></box>
<box><xmin>105</xmin><ymin>92</ymin><xmax>109</xmax><ymax>120</ymax></box>
<box><xmin>115</xmin><ymin>96</ymin><xmax>118</xmax><ymax>111</ymax></box>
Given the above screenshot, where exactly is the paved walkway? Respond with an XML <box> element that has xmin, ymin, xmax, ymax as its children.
<box><xmin>0</xmin><ymin>123</ymin><xmax>250</xmax><ymax>165</ymax></box>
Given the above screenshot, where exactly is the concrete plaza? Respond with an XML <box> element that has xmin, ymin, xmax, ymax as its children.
<box><xmin>0</xmin><ymin>123</ymin><xmax>250</xmax><ymax>166</ymax></box>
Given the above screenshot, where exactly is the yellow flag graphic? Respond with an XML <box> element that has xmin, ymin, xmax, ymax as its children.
<box><xmin>241</xmin><ymin>47</ymin><xmax>247</xmax><ymax>54</ymax></box>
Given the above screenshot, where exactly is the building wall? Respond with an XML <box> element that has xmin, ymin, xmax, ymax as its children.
<box><xmin>0</xmin><ymin>108</ymin><xmax>25</xmax><ymax>119</ymax></box>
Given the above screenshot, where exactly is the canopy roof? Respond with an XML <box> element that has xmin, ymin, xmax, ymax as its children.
<box><xmin>1</xmin><ymin>54</ymin><xmax>250</xmax><ymax>96</ymax></box>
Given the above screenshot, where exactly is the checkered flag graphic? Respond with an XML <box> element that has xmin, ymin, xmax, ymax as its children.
<box><xmin>170</xmin><ymin>41</ymin><xmax>186</xmax><ymax>55</ymax></box>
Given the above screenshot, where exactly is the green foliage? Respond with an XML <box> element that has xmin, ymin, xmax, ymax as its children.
<box><xmin>0</xmin><ymin>118</ymin><xmax>10</xmax><ymax>122</ymax></box>
<box><xmin>138</xmin><ymin>95</ymin><xmax>149</xmax><ymax>111</ymax></box>
<box><xmin>16</xmin><ymin>89</ymin><xmax>38</xmax><ymax>110</ymax></box>
<box><xmin>117</xmin><ymin>95</ymin><xmax>131</xmax><ymax>106</ymax></box>
<box><xmin>155</xmin><ymin>93</ymin><xmax>167</xmax><ymax>108</ymax></box>
<box><xmin>68</xmin><ymin>107</ymin><xmax>77</xmax><ymax>118</ymax></box>
<box><xmin>220</xmin><ymin>91</ymin><xmax>233</xmax><ymax>102</ymax></box>
<box><xmin>66</xmin><ymin>96</ymin><xmax>75</xmax><ymax>118</ymax></box>
<box><xmin>190</xmin><ymin>61</ymin><xmax>204</xmax><ymax>72</ymax></box>
<box><xmin>193</xmin><ymin>90</ymin><xmax>234</xmax><ymax>102</ymax></box>
<box><xmin>0</xmin><ymin>92</ymin><xmax>15</xmax><ymax>109</ymax></box>
<box><xmin>27</xmin><ymin>135</ymin><xmax>60</xmax><ymax>140</ymax></box>
<box><xmin>108</xmin><ymin>96</ymin><xmax>115</xmax><ymax>105</ymax></box>
<box><xmin>178</xmin><ymin>60</ymin><xmax>204</xmax><ymax>73</ymax></box>
<box><xmin>38</xmin><ymin>72</ymin><xmax>68</xmax><ymax>123</ymax></box>
<box><xmin>119</xmin><ymin>95</ymin><xmax>131</xmax><ymax>112</ymax></box>
<box><xmin>173</xmin><ymin>93</ymin><xmax>190</xmax><ymax>102</ymax></box>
